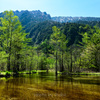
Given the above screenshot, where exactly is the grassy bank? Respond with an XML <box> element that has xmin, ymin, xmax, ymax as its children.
<box><xmin>0</xmin><ymin>70</ymin><xmax>100</xmax><ymax>78</ymax></box>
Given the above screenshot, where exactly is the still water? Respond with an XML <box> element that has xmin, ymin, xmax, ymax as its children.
<box><xmin>0</xmin><ymin>72</ymin><xmax>100</xmax><ymax>100</ymax></box>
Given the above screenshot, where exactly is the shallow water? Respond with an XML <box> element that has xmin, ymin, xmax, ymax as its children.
<box><xmin>0</xmin><ymin>72</ymin><xmax>100</xmax><ymax>100</ymax></box>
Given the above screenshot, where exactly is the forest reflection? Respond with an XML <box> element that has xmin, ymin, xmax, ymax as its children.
<box><xmin>0</xmin><ymin>72</ymin><xmax>100</xmax><ymax>100</ymax></box>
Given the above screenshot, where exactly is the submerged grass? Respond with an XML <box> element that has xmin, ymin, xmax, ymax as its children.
<box><xmin>0</xmin><ymin>81</ymin><xmax>100</xmax><ymax>100</ymax></box>
<box><xmin>0</xmin><ymin>74</ymin><xmax>100</xmax><ymax>100</ymax></box>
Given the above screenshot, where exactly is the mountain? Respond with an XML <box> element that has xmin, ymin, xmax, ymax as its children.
<box><xmin>0</xmin><ymin>10</ymin><xmax>100</xmax><ymax>45</ymax></box>
<box><xmin>52</xmin><ymin>16</ymin><xmax>100</xmax><ymax>23</ymax></box>
<box><xmin>11</xmin><ymin>10</ymin><xmax>100</xmax><ymax>33</ymax></box>
<box><xmin>1</xmin><ymin>10</ymin><xmax>100</xmax><ymax>26</ymax></box>
<box><xmin>13</xmin><ymin>10</ymin><xmax>51</xmax><ymax>25</ymax></box>
<box><xmin>13</xmin><ymin>10</ymin><xmax>100</xmax><ymax>23</ymax></box>
<box><xmin>13</xmin><ymin>10</ymin><xmax>52</xmax><ymax>32</ymax></box>
<box><xmin>0</xmin><ymin>10</ymin><xmax>52</xmax><ymax>31</ymax></box>
<box><xmin>1</xmin><ymin>10</ymin><xmax>100</xmax><ymax>24</ymax></box>
<box><xmin>28</xmin><ymin>21</ymin><xmax>65</xmax><ymax>44</ymax></box>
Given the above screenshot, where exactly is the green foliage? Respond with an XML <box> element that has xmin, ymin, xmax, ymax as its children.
<box><xmin>0</xmin><ymin>10</ymin><xmax>32</xmax><ymax>73</ymax></box>
<box><xmin>38</xmin><ymin>56</ymin><xmax>47</xmax><ymax>70</ymax></box>
<box><xmin>0</xmin><ymin>10</ymin><xmax>100</xmax><ymax>74</ymax></box>
<box><xmin>5</xmin><ymin>71</ymin><xmax>11</xmax><ymax>76</ymax></box>
<box><xmin>28</xmin><ymin>21</ymin><xmax>64</xmax><ymax>44</ymax></box>
<box><xmin>50</xmin><ymin>26</ymin><xmax>61</xmax><ymax>49</ymax></box>
<box><xmin>80</xmin><ymin>26</ymin><xmax>100</xmax><ymax>71</ymax></box>
<box><xmin>37</xmin><ymin>39</ymin><xmax>54</xmax><ymax>56</ymax></box>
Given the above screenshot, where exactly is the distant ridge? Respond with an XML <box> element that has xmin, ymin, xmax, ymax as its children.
<box><xmin>52</xmin><ymin>16</ymin><xmax>100</xmax><ymax>23</ymax></box>
<box><xmin>1</xmin><ymin>10</ymin><xmax>100</xmax><ymax>23</ymax></box>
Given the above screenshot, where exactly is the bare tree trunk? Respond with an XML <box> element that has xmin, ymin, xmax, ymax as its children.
<box><xmin>70</xmin><ymin>50</ymin><xmax>72</xmax><ymax>72</ymax></box>
<box><xmin>55</xmin><ymin>51</ymin><xmax>58</xmax><ymax>76</ymax></box>
<box><xmin>7</xmin><ymin>35</ymin><xmax>10</xmax><ymax>71</ymax></box>
<box><xmin>61</xmin><ymin>51</ymin><xmax>64</xmax><ymax>72</ymax></box>
<box><xmin>37</xmin><ymin>51</ymin><xmax>39</xmax><ymax>71</ymax></box>
<box><xmin>7</xmin><ymin>55</ymin><xmax>10</xmax><ymax>71</ymax></box>
<box><xmin>7</xmin><ymin>15</ymin><xmax>12</xmax><ymax>71</ymax></box>
<box><xmin>79</xmin><ymin>57</ymin><xmax>81</xmax><ymax>72</ymax></box>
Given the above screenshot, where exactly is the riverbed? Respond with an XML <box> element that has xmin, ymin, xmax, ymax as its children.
<box><xmin>0</xmin><ymin>72</ymin><xmax>100</xmax><ymax>100</ymax></box>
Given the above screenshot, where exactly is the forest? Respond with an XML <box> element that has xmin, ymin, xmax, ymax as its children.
<box><xmin>0</xmin><ymin>10</ymin><xmax>100</xmax><ymax>77</ymax></box>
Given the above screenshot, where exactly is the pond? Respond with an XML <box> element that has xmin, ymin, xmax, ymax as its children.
<box><xmin>0</xmin><ymin>72</ymin><xmax>100</xmax><ymax>100</ymax></box>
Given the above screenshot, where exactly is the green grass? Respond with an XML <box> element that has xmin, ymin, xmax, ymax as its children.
<box><xmin>0</xmin><ymin>70</ymin><xmax>100</xmax><ymax>77</ymax></box>
<box><xmin>37</xmin><ymin>70</ymin><xmax>47</xmax><ymax>72</ymax></box>
<box><xmin>0</xmin><ymin>71</ymin><xmax>12</xmax><ymax>76</ymax></box>
<box><xmin>19</xmin><ymin>70</ymin><xmax>47</xmax><ymax>74</ymax></box>
<box><xmin>0</xmin><ymin>72</ymin><xmax>6</xmax><ymax>75</ymax></box>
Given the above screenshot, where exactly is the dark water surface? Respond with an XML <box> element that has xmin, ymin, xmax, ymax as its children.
<box><xmin>0</xmin><ymin>72</ymin><xmax>100</xmax><ymax>100</ymax></box>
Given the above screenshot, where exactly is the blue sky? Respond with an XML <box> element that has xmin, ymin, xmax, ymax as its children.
<box><xmin>1</xmin><ymin>0</ymin><xmax>100</xmax><ymax>17</ymax></box>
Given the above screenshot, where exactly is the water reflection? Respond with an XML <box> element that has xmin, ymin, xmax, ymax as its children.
<box><xmin>0</xmin><ymin>72</ymin><xmax>100</xmax><ymax>100</ymax></box>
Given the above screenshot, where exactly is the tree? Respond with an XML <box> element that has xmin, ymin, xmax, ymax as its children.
<box><xmin>50</xmin><ymin>26</ymin><xmax>68</xmax><ymax>74</ymax></box>
<box><xmin>81</xmin><ymin>26</ymin><xmax>100</xmax><ymax>71</ymax></box>
<box><xmin>50</xmin><ymin>26</ymin><xmax>61</xmax><ymax>76</ymax></box>
<box><xmin>0</xmin><ymin>10</ymin><xmax>31</xmax><ymax>73</ymax></box>
<box><xmin>59</xmin><ymin>31</ymin><xmax>68</xmax><ymax>72</ymax></box>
